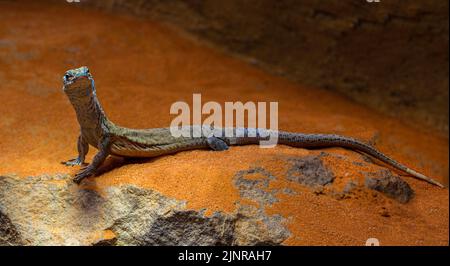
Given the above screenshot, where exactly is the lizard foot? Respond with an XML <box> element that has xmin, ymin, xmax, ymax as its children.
<box><xmin>61</xmin><ymin>158</ymin><xmax>87</xmax><ymax>167</ymax></box>
<box><xmin>73</xmin><ymin>166</ymin><xmax>95</xmax><ymax>184</ymax></box>
<box><xmin>207</xmin><ymin>136</ymin><xmax>229</xmax><ymax>151</ymax></box>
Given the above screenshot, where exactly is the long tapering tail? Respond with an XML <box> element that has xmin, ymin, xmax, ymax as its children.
<box><xmin>226</xmin><ymin>128</ymin><xmax>444</xmax><ymax>188</ymax></box>
<box><xmin>278</xmin><ymin>132</ymin><xmax>444</xmax><ymax>188</ymax></box>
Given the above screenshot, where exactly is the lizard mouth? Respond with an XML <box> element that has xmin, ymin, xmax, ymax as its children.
<box><xmin>63</xmin><ymin>75</ymin><xmax>91</xmax><ymax>92</ymax></box>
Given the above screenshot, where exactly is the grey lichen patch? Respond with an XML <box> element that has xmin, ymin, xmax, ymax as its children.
<box><xmin>281</xmin><ymin>187</ymin><xmax>297</xmax><ymax>195</ymax></box>
<box><xmin>343</xmin><ymin>180</ymin><xmax>358</xmax><ymax>194</ymax></box>
<box><xmin>364</xmin><ymin>170</ymin><xmax>415</xmax><ymax>203</ymax></box>
<box><xmin>283</xmin><ymin>154</ymin><xmax>415</xmax><ymax>204</ymax></box>
<box><xmin>232</xmin><ymin>167</ymin><xmax>291</xmax><ymax>245</ymax></box>
<box><xmin>286</xmin><ymin>155</ymin><xmax>335</xmax><ymax>187</ymax></box>
<box><xmin>234</xmin><ymin>167</ymin><xmax>278</xmax><ymax>206</ymax></box>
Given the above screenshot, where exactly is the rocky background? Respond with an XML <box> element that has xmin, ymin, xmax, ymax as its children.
<box><xmin>83</xmin><ymin>0</ymin><xmax>449</xmax><ymax>133</ymax></box>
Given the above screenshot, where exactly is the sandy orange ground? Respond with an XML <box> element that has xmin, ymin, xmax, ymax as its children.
<box><xmin>0</xmin><ymin>1</ymin><xmax>448</xmax><ymax>245</ymax></box>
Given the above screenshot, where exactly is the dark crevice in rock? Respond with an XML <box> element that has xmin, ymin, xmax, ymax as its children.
<box><xmin>0</xmin><ymin>210</ymin><xmax>22</xmax><ymax>246</ymax></box>
<box><xmin>92</xmin><ymin>237</ymin><xmax>117</xmax><ymax>246</ymax></box>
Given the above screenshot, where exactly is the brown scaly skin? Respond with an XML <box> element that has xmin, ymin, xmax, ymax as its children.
<box><xmin>61</xmin><ymin>66</ymin><xmax>444</xmax><ymax>187</ymax></box>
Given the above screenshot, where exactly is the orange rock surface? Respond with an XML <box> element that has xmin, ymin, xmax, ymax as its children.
<box><xmin>0</xmin><ymin>1</ymin><xmax>448</xmax><ymax>245</ymax></box>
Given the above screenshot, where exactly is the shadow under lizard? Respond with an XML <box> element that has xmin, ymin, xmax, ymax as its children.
<box><xmin>61</xmin><ymin>66</ymin><xmax>444</xmax><ymax>188</ymax></box>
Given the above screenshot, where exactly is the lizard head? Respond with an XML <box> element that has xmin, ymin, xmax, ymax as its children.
<box><xmin>62</xmin><ymin>66</ymin><xmax>94</xmax><ymax>94</ymax></box>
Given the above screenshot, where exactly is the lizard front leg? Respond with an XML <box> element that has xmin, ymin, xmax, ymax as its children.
<box><xmin>61</xmin><ymin>134</ymin><xmax>89</xmax><ymax>166</ymax></box>
<box><xmin>73</xmin><ymin>136</ymin><xmax>111</xmax><ymax>184</ymax></box>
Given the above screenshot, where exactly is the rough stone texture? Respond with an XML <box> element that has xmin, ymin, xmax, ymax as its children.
<box><xmin>0</xmin><ymin>174</ymin><xmax>290</xmax><ymax>246</ymax></box>
<box><xmin>139</xmin><ymin>210</ymin><xmax>235</xmax><ymax>245</ymax></box>
<box><xmin>83</xmin><ymin>0</ymin><xmax>449</xmax><ymax>133</ymax></box>
<box><xmin>0</xmin><ymin>210</ymin><xmax>22</xmax><ymax>246</ymax></box>
<box><xmin>365</xmin><ymin>169</ymin><xmax>415</xmax><ymax>203</ymax></box>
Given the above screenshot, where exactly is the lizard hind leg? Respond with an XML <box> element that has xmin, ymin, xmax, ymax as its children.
<box><xmin>207</xmin><ymin>136</ymin><xmax>229</xmax><ymax>151</ymax></box>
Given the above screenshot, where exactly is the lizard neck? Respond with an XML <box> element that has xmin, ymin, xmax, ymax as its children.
<box><xmin>65</xmin><ymin>82</ymin><xmax>109</xmax><ymax>135</ymax></box>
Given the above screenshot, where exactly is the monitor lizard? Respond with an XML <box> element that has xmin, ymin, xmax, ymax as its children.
<box><xmin>61</xmin><ymin>66</ymin><xmax>444</xmax><ymax>187</ymax></box>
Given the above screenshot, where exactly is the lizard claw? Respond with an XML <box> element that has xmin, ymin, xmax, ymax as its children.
<box><xmin>61</xmin><ymin>158</ymin><xmax>86</xmax><ymax>167</ymax></box>
<box><xmin>73</xmin><ymin>167</ymin><xmax>95</xmax><ymax>184</ymax></box>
